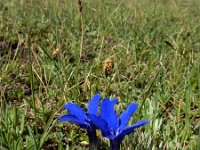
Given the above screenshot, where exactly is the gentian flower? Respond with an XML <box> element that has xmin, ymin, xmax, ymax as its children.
<box><xmin>59</xmin><ymin>94</ymin><xmax>101</xmax><ymax>150</ymax></box>
<box><xmin>89</xmin><ymin>98</ymin><xmax>149</xmax><ymax>150</ymax></box>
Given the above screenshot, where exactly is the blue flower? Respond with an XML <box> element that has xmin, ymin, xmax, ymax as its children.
<box><xmin>59</xmin><ymin>94</ymin><xmax>101</xmax><ymax>149</ymax></box>
<box><xmin>89</xmin><ymin>98</ymin><xmax>149</xmax><ymax>150</ymax></box>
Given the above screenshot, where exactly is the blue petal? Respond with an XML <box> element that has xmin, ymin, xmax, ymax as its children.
<box><xmin>63</xmin><ymin>103</ymin><xmax>86</xmax><ymax>121</ymax></box>
<box><xmin>116</xmin><ymin>120</ymin><xmax>149</xmax><ymax>141</ymax></box>
<box><xmin>88</xmin><ymin>114</ymin><xmax>111</xmax><ymax>137</ymax></box>
<box><xmin>87</xmin><ymin>94</ymin><xmax>101</xmax><ymax>115</ymax></box>
<box><xmin>59</xmin><ymin>115</ymin><xmax>87</xmax><ymax>128</ymax></box>
<box><xmin>118</xmin><ymin>103</ymin><xmax>138</xmax><ymax>132</ymax></box>
<box><xmin>100</xmin><ymin>98</ymin><xmax>118</xmax><ymax>132</ymax></box>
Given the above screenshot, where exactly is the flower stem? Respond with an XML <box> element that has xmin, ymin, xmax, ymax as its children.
<box><xmin>110</xmin><ymin>140</ymin><xmax>120</xmax><ymax>150</ymax></box>
<box><xmin>87</xmin><ymin>129</ymin><xmax>98</xmax><ymax>150</ymax></box>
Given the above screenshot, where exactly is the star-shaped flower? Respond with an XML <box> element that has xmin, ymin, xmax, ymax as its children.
<box><xmin>89</xmin><ymin>98</ymin><xmax>149</xmax><ymax>150</ymax></box>
<box><xmin>59</xmin><ymin>94</ymin><xmax>101</xmax><ymax>149</ymax></box>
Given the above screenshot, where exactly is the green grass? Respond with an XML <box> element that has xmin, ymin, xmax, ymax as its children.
<box><xmin>0</xmin><ymin>0</ymin><xmax>200</xmax><ymax>149</ymax></box>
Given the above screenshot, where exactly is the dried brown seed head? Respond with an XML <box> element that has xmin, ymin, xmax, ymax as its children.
<box><xmin>52</xmin><ymin>48</ymin><xmax>60</xmax><ymax>59</ymax></box>
<box><xmin>103</xmin><ymin>58</ymin><xmax>113</xmax><ymax>77</ymax></box>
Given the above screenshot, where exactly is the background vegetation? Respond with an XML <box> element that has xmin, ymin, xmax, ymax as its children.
<box><xmin>0</xmin><ymin>0</ymin><xmax>200</xmax><ymax>149</ymax></box>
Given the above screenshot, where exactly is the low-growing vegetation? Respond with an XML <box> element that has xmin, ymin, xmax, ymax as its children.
<box><xmin>0</xmin><ymin>0</ymin><xmax>200</xmax><ymax>149</ymax></box>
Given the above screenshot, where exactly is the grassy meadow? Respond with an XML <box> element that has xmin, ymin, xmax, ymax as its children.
<box><xmin>0</xmin><ymin>0</ymin><xmax>200</xmax><ymax>149</ymax></box>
